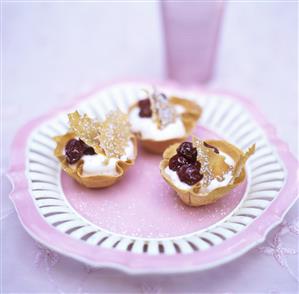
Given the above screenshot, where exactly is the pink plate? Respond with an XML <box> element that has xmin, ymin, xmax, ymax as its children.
<box><xmin>8</xmin><ymin>80</ymin><xmax>298</xmax><ymax>274</ymax></box>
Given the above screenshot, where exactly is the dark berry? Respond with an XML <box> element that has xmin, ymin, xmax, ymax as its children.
<box><xmin>65</xmin><ymin>139</ymin><xmax>85</xmax><ymax>164</ymax></box>
<box><xmin>83</xmin><ymin>146</ymin><xmax>96</xmax><ymax>155</ymax></box>
<box><xmin>203</xmin><ymin>142</ymin><xmax>219</xmax><ymax>154</ymax></box>
<box><xmin>193</xmin><ymin>161</ymin><xmax>201</xmax><ymax>171</ymax></box>
<box><xmin>139</xmin><ymin>107</ymin><xmax>152</xmax><ymax>118</ymax></box>
<box><xmin>169</xmin><ymin>154</ymin><xmax>190</xmax><ymax>171</ymax></box>
<box><xmin>79</xmin><ymin>139</ymin><xmax>96</xmax><ymax>155</ymax></box>
<box><xmin>138</xmin><ymin>98</ymin><xmax>152</xmax><ymax>118</ymax></box>
<box><xmin>138</xmin><ymin>98</ymin><xmax>151</xmax><ymax>109</ymax></box>
<box><xmin>176</xmin><ymin>142</ymin><xmax>197</xmax><ymax>162</ymax></box>
<box><xmin>177</xmin><ymin>164</ymin><xmax>203</xmax><ymax>186</ymax></box>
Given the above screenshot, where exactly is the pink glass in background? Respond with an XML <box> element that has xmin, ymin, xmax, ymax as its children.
<box><xmin>161</xmin><ymin>1</ymin><xmax>225</xmax><ymax>84</ymax></box>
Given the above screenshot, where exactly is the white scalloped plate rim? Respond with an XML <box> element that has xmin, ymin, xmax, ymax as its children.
<box><xmin>8</xmin><ymin>79</ymin><xmax>298</xmax><ymax>274</ymax></box>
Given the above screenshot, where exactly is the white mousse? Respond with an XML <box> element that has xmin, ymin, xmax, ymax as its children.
<box><xmin>82</xmin><ymin>154</ymin><xmax>119</xmax><ymax>177</ymax></box>
<box><xmin>81</xmin><ymin>140</ymin><xmax>135</xmax><ymax>177</ymax></box>
<box><xmin>128</xmin><ymin>107</ymin><xmax>186</xmax><ymax>141</ymax></box>
<box><xmin>174</xmin><ymin>104</ymin><xmax>185</xmax><ymax>114</ymax></box>
<box><xmin>165</xmin><ymin>151</ymin><xmax>235</xmax><ymax>193</ymax></box>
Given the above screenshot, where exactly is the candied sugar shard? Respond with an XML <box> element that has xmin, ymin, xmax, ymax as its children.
<box><xmin>233</xmin><ymin>144</ymin><xmax>256</xmax><ymax>179</ymax></box>
<box><xmin>68</xmin><ymin>111</ymin><xmax>102</xmax><ymax>154</ymax></box>
<box><xmin>192</xmin><ymin>137</ymin><xmax>231</xmax><ymax>187</ymax></box>
<box><xmin>151</xmin><ymin>91</ymin><xmax>177</xmax><ymax>129</ymax></box>
<box><xmin>67</xmin><ymin>110</ymin><xmax>132</xmax><ymax>158</ymax></box>
<box><xmin>99</xmin><ymin>109</ymin><xmax>131</xmax><ymax>158</ymax></box>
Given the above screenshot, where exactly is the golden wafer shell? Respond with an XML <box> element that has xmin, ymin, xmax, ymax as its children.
<box><xmin>53</xmin><ymin>133</ymin><xmax>137</xmax><ymax>188</ymax></box>
<box><xmin>160</xmin><ymin>140</ymin><xmax>254</xmax><ymax>207</ymax></box>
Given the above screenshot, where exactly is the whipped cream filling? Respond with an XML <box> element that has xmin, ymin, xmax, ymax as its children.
<box><xmin>82</xmin><ymin>140</ymin><xmax>135</xmax><ymax>177</ymax></box>
<box><xmin>174</xmin><ymin>104</ymin><xmax>185</xmax><ymax>114</ymax></box>
<box><xmin>65</xmin><ymin>140</ymin><xmax>135</xmax><ymax>177</ymax></box>
<box><xmin>165</xmin><ymin>151</ymin><xmax>235</xmax><ymax>194</ymax></box>
<box><xmin>82</xmin><ymin>154</ymin><xmax>119</xmax><ymax>177</ymax></box>
<box><xmin>128</xmin><ymin>106</ymin><xmax>186</xmax><ymax>141</ymax></box>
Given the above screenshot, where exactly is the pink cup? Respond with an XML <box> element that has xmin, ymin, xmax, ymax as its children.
<box><xmin>161</xmin><ymin>1</ymin><xmax>225</xmax><ymax>84</ymax></box>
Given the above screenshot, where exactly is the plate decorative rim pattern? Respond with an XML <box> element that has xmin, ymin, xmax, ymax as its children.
<box><xmin>7</xmin><ymin>79</ymin><xmax>298</xmax><ymax>274</ymax></box>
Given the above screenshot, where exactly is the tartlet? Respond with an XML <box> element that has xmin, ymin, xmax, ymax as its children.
<box><xmin>54</xmin><ymin>110</ymin><xmax>137</xmax><ymax>188</ymax></box>
<box><xmin>128</xmin><ymin>89</ymin><xmax>202</xmax><ymax>154</ymax></box>
<box><xmin>160</xmin><ymin>137</ymin><xmax>255</xmax><ymax>206</ymax></box>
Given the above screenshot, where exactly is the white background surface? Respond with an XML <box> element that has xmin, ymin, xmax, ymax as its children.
<box><xmin>2</xmin><ymin>1</ymin><xmax>298</xmax><ymax>293</ymax></box>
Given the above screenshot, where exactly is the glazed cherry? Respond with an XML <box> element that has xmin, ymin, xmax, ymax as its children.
<box><xmin>138</xmin><ymin>98</ymin><xmax>151</xmax><ymax>109</ymax></box>
<box><xmin>65</xmin><ymin>139</ymin><xmax>85</xmax><ymax>164</ymax></box>
<box><xmin>65</xmin><ymin>139</ymin><xmax>96</xmax><ymax>163</ymax></box>
<box><xmin>138</xmin><ymin>98</ymin><xmax>152</xmax><ymax>118</ymax></box>
<box><xmin>177</xmin><ymin>164</ymin><xmax>203</xmax><ymax>186</ymax></box>
<box><xmin>169</xmin><ymin>154</ymin><xmax>190</xmax><ymax>171</ymax></box>
<box><xmin>193</xmin><ymin>160</ymin><xmax>201</xmax><ymax>171</ymax></box>
<box><xmin>139</xmin><ymin>107</ymin><xmax>152</xmax><ymax>118</ymax></box>
<box><xmin>79</xmin><ymin>139</ymin><xmax>96</xmax><ymax>155</ymax></box>
<box><xmin>83</xmin><ymin>146</ymin><xmax>96</xmax><ymax>155</ymax></box>
<box><xmin>176</xmin><ymin>142</ymin><xmax>197</xmax><ymax>162</ymax></box>
<box><xmin>204</xmin><ymin>142</ymin><xmax>219</xmax><ymax>154</ymax></box>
